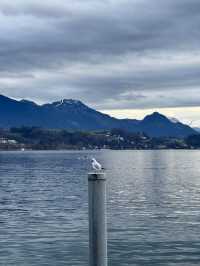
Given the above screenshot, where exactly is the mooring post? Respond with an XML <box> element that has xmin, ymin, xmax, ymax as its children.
<box><xmin>88</xmin><ymin>172</ymin><xmax>107</xmax><ymax>266</ymax></box>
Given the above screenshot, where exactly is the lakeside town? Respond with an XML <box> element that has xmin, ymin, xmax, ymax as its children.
<box><xmin>0</xmin><ymin>127</ymin><xmax>199</xmax><ymax>151</ymax></box>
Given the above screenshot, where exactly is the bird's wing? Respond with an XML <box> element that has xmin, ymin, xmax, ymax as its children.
<box><xmin>96</xmin><ymin>162</ymin><xmax>102</xmax><ymax>169</ymax></box>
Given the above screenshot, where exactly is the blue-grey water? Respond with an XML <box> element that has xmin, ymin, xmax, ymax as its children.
<box><xmin>0</xmin><ymin>150</ymin><xmax>200</xmax><ymax>265</ymax></box>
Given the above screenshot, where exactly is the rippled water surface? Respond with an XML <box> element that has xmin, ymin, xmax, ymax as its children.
<box><xmin>0</xmin><ymin>150</ymin><xmax>200</xmax><ymax>265</ymax></box>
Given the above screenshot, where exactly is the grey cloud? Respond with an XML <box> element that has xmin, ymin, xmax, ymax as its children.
<box><xmin>0</xmin><ymin>0</ymin><xmax>200</xmax><ymax>110</ymax></box>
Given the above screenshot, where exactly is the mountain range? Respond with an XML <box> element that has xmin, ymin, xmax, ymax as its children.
<box><xmin>0</xmin><ymin>94</ymin><xmax>197</xmax><ymax>138</ymax></box>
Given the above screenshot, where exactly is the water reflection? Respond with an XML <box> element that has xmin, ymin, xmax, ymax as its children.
<box><xmin>0</xmin><ymin>150</ymin><xmax>200</xmax><ymax>265</ymax></box>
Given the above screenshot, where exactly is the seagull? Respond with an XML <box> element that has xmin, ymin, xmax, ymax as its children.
<box><xmin>91</xmin><ymin>158</ymin><xmax>102</xmax><ymax>171</ymax></box>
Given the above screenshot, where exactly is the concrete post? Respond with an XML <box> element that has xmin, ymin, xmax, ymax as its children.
<box><xmin>88</xmin><ymin>172</ymin><xmax>107</xmax><ymax>266</ymax></box>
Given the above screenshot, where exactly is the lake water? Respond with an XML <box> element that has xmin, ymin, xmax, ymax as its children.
<box><xmin>0</xmin><ymin>150</ymin><xmax>200</xmax><ymax>265</ymax></box>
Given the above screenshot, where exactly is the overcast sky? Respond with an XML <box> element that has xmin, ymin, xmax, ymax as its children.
<box><xmin>0</xmin><ymin>0</ymin><xmax>200</xmax><ymax>124</ymax></box>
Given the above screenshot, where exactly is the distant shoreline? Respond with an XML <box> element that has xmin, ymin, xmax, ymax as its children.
<box><xmin>0</xmin><ymin>127</ymin><xmax>199</xmax><ymax>150</ymax></box>
<box><xmin>0</xmin><ymin>148</ymin><xmax>199</xmax><ymax>152</ymax></box>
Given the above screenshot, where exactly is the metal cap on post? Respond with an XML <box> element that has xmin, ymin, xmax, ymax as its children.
<box><xmin>88</xmin><ymin>172</ymin><xmax>107</xmax><ymax>266</ymax></box>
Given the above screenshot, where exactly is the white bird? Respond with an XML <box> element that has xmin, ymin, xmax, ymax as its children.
<box><xmin>91</xmin><ymin>158</ymin><xmax>102</xmax><ymax>171</ymax></box>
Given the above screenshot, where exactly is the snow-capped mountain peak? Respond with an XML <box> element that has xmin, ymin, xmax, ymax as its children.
<box><xmin>53</xmin><ymin>99</ymin><xmax>83</xmax><ymax>108</ymax></box>
<box><xmin>168</xmin><ymin>117</ymin><xmax>180</xmax><ymax>123</ymax></box>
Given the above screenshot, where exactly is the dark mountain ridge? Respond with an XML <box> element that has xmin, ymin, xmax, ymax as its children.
<box><xmin>0</xmin><ymin>94</ymin><xmax>197</xmax><ymax>138</ymax></box>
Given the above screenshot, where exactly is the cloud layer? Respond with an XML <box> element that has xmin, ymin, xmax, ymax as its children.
<box><xmin>0</xmin><ymin>0</ymin><xmax>200</xmax><ymax>110</ymax></box>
